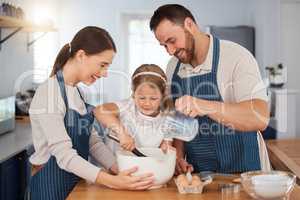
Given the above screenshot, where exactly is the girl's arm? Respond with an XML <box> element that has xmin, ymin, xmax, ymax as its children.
<box><xmin>89</xmin><ymin>128</ymin><xmax>118</xmax><ymax>174</ymax></box>
<box><xmin>93</xmin><ymin>103</ymin><xmax>135</xmax><ymax>151</ymax></box>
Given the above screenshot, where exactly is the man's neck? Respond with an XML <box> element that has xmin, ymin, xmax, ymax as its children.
<box><xmin>190</xmin><ymin>33</ymin><xmax>210</xmax><ymax>67</ymax></box>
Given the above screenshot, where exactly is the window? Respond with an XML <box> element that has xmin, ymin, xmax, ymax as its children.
<box><xmin>124</xmin><ymin>14</ymin><xmax>171</xmax><ymax>76</ymax></box>
<box><xmin>32</xmin><ymin>32</ymin><xmax>57</xmax><ymax>83</ymax></box>
<box><xmin>28</xmin><ymin>3</ymin><xmax>57</xmax><ymax>83</ymax></box>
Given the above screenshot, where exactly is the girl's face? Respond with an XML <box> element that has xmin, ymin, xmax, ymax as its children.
<box><xmin>78</xmin><ymin>49</ymin><xmax>115</xmax><ymax>85</ymax></box>
<box><xmin>133</xmin><ymin>82</ymin><xmax>163</xmax><ymax>117</ymax></box>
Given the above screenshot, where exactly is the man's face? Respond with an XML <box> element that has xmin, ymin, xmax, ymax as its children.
<box><xmin>154</xmin><ymin>19</ymin><xmax>195</xmax><ymax>64</ymax></box>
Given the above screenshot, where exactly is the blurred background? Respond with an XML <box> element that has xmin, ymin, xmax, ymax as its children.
<box><xmin>0</xmin><ymin>0</ymin><xmax>299</xmax><ymax>138</ymax></box>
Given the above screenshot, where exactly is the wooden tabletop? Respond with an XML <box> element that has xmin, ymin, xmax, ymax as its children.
<box><xmin>67</xmin><ymin>139</ymin><xmax>300</xmax><ymax>199</ymax></box>
<box><xmin>267</xmin><ymin>139</ymin><xmax>300</xmax><ymax>182</ymax></box>
<box><xmin>67</xmin><ymin>177</ymin><xmax>300</xmax><ymax>200</ymax></box>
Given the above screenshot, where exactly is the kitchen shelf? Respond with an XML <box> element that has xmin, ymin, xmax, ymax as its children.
<box><xmin>0</xmin><ymin>15</ymin><xmax>57</xmax><ymax>50</ymax></box>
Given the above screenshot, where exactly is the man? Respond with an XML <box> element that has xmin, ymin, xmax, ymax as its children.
<box><xmin>150</xmin><ymin>4</ymin><xmax>270</xmax><ymax>174</ymax></box>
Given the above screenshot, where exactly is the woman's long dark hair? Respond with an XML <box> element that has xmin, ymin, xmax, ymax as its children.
<box><xmin>50</xmin><ymin>26</ymin><xmax>116</xmax><ymax>76</ymax></box>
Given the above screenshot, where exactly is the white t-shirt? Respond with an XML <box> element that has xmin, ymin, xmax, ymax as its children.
<box><xmin>105</xmin><ymin>98</ymin><xmax>171</xmax><ymax>153</ymax></box>
<box><xmin>166</xmin><ymin>34</ymin><xmax>268</xmax><ymax>103</ymax></box>
<box><xmin>166</xmin><ymin>35</ymin><xmax>271</xmax><ymax>171</ymax></box>
<box><xmin>29</xmin><ymin>76</ymin><xmax>116</xmax><ymax>183</ymax></box>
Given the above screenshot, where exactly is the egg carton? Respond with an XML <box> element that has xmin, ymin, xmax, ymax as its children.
<box><xmin>174</xmin><ymin>175</ymin><xmax>212</xmax><ymax>194</ymax></box>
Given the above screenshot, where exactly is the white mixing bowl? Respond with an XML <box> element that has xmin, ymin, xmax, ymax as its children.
<box><xmin>116</xmin><ymin>148</ymin><xmax>176</xmax><ymax>189</ymax></box>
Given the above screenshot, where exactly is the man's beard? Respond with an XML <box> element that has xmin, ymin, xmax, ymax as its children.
<box><xmin>174</xmin><ymin>30</ymin><xmax>195</xmax><ymax>64</ymax></box>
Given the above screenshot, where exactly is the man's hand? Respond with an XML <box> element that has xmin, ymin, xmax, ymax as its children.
<box><xmin>175</xmin><ymin>95</ymin><xmax>216</xmax><ymax>118</ymax></box>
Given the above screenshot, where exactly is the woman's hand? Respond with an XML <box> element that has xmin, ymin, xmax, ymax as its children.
<box><xmin>119</xmin><ymin>133</ymin><xmax>135</xmax><ymax>151</ymax></box>
<box><xmin>109</xmin><ymin>163</ymin><xmax>119</xmax><ymax>175</ymax></box>
<box><xmin>96</xmin><ymin>167</ymin><xmax>154</xmax><ymax>190</ymax></box>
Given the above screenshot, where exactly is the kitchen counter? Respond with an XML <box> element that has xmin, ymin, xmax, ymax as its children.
<box><xmin>67</xmin><ymin>177</ymin><xmax>300</xmax><ymax>200</ymax></box>
<box><xmin>267</xmin><ymin>139</ymin><xmax>300</xmax><ymax>183</ymax></box>
<box><xmin>0</xmin><ymin>117</ymin><xmax>32</xmax><ymax>163</ymax></box>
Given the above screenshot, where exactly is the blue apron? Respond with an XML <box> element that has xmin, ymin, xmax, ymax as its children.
<box><xmin>29</xmin><ymin>70</ymin><xmax>95</xmax><ymax>200</ymax></box>
<box><xmin>171</xmin><ymin>36</ymin><xmax>261</xmax><ymax>173</ymax></box>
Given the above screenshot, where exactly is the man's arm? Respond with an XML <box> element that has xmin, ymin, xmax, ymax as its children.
<box><xmin>175</xmin><ymin>96</ymin><xmax>269</xmax><ymax>132</ymax></box>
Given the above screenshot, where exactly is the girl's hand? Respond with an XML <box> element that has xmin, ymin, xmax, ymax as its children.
<box><xmin>159</xmin><ymin>140</ymin><xmax>175</xmax><ymax>153</ymax></box>
<box><xmin>96</xmin><ymin>167</ymin><xmax>155</xmax><ymax>190</ymax></box>
<box><xmin>175</xmin><ymin>157</ymin><xmax>194</xmax><ymax>175</ymax></box>
<box><xmin>119</xmin><ymin>133</ymin><xmax>135</xmax><ymax>151</ymax></box>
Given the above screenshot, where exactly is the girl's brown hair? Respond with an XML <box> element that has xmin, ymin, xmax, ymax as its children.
<box><xmin>50</xmin><ymin>26</ymin><xmax>116</xmax><ymax>76</ymax></box>
<box><xmin>132</xmin><ymin>64</ymin><xmax>174</xmax><ymax>112</ymax></box>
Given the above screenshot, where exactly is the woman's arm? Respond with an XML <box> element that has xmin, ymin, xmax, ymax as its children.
<box><xmin>93</xmin><ymin>103</ymin><xmax>135</xmax><ymax>150</ymax></box>
<box><xmin>30</xmin><ymin>112</ymin><xmax>102</xmax><ymax>183</ymax></box>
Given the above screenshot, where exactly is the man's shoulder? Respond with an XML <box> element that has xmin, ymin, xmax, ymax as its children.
<box><xmin>219</xmin><ymin>39</ymin><xmax>253</xmax><ymax>57</ymax></box>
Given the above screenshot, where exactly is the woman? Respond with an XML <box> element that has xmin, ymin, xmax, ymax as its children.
<box><xmin>28</xmin><ymin>26</ymin><xmax>154</xmax><ymax>200</ymax></box>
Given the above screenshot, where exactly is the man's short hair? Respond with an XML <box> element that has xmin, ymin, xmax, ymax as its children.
<box><xmin>150</xmin><ymin>4</ymin><xmax>196</xmax><ymax>31</ymax></box>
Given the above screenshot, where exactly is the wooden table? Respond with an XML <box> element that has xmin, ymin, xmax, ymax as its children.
<box><xmin>267</xmin><ymin>139</ymin><xmax>300</xmax><ymax>183</ymax></box>
<box><xmin>67</xmin><ymin>176</ymin><xmax>300</xmax><ymax>200</ymax></box>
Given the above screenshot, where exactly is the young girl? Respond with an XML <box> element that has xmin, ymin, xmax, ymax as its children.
<box><xmin>28</xmin><ymin>27</ymin><xmax>154</xmax><ymax>200</ymax></box>
<box><xmin>94</xmin><ymin>64</ymin><xmax>178</xmax><ymax>153</ymax></box>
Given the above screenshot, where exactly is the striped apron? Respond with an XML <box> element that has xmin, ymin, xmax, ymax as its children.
<box><xmin>171</xmin><ymin>36</ymin><xmax>261</xmax><ymax>173</ymax></box>
<box><xmin>29</xmin><ymin>70</ymin><xmax>95</xmax><ymax>200</ymax></box>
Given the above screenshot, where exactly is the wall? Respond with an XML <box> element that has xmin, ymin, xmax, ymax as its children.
<box><xmin>250</xmin><ymin>0</ymin><xmax>281</xmax><ymax>78</ymax></box>
<box><xmin>0</xmin><ymin>0</ymin><xmax>59</xmax><ymax>97</ymax></box>
<box><xmin>280</xmin><ymin>0</ymin><xmax>300</xmax><ymax>137</ymax></box>
<box><xmin>1</xmin><ymin>0</ymin><xmax>288</xmax><ymax>103</ymax></box>
<box><xmin>57</xmin><ymin>0</ymin><xmax>256</xmax><ymax>102</ymax></box>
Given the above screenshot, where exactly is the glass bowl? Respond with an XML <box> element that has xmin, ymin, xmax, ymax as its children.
<box><xmin>241</xmin><ymin>170</ymin><xmax>296</xmax><ymax>200</ymax></box>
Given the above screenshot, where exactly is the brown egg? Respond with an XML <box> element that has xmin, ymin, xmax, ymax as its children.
<box><xmin>191</xmin><ymin>175</ymin><xmax>202</xmax><ymax>187</ymax></box>
<box><xmin>177</xmin><ymin>174</ymin><xmax>190</xmax><ymax>187</ymax></box>
<box><xmin>192</xmin><ymin>175</ymin><xmax>201</xmax><ymax>181</ymax></box>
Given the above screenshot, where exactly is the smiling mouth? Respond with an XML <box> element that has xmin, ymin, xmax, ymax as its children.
<box><xmin>91</xmin><ymin>74</ymin><xmax>100</xmax><ymax>81</ymax></box>
<box><xmin>175</xmin><ymin>50</ymin><xmax>184</xmax><ymax>59</ymax></box>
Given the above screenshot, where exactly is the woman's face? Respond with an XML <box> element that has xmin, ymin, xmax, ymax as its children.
<box><xmin>133</xmin><ymin>82</ymin><xmax>163</xmax><ymax>117</ymax></box>
<box><xmin>78</xmin><ymin>49</ymin><xmax>115</xmax><ymax>85</ymax></box>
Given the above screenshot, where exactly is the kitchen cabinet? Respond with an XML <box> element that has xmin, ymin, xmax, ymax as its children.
<box><xmin>0</xmin><ymin>148</ymin><xmax>32</xmax><ymax>200</ymax></box>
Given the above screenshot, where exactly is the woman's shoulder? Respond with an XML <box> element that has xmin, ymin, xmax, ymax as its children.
<box><xmin>32</xmin><ymin>77</ymin><xmax>60</xmax><ymax>101</ymax></box>
<box><xmin>29</xmin><ymin>77</ymin><xmax>65</xmax><ymax>114</ymax></box>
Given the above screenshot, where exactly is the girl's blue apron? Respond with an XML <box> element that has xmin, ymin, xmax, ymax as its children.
<box><xmin>171</xmin><ymin>36</ymin><xmax>261</xmax><ymax>173</ymax></box>
<box><xmin>29</xmin><ymin>70</ymin><xmax>95</xmax><ymax>200</ymax></box>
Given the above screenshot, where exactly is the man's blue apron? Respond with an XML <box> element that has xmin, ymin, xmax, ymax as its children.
<box><xmin>29</xmin><ymin>70</ymin><xmax>95</xmax><ymax>200</ymax></box>
<box><xmin>171</xmin><ymin>36</ymin><xmax>261</xmax><ymax>173</ymax></box>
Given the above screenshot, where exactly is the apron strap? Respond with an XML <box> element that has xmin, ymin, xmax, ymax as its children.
<box><xmin>212</xmin><ymin>37</ymin><xmax>220</xmax><ymax>74</ymax></box>
<box><xmin>76</xmin><ymin>87</ymin><xmax>95</xmax><ymax>114</ymax></box>
<box><xmin>56</xmin><ymin>70</ymin><xmax>69</xmax><ymax>109</ymax></box>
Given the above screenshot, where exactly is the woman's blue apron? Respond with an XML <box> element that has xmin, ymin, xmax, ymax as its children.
<box><xmin>171</xmin><ymin>36</ymin><xmax>261</xmax><ymax>173</ymax></box>
<box><xmin>29</xmin><ymin>70</ymin><xmax>95</xmax><ymax>200</ymax></box>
